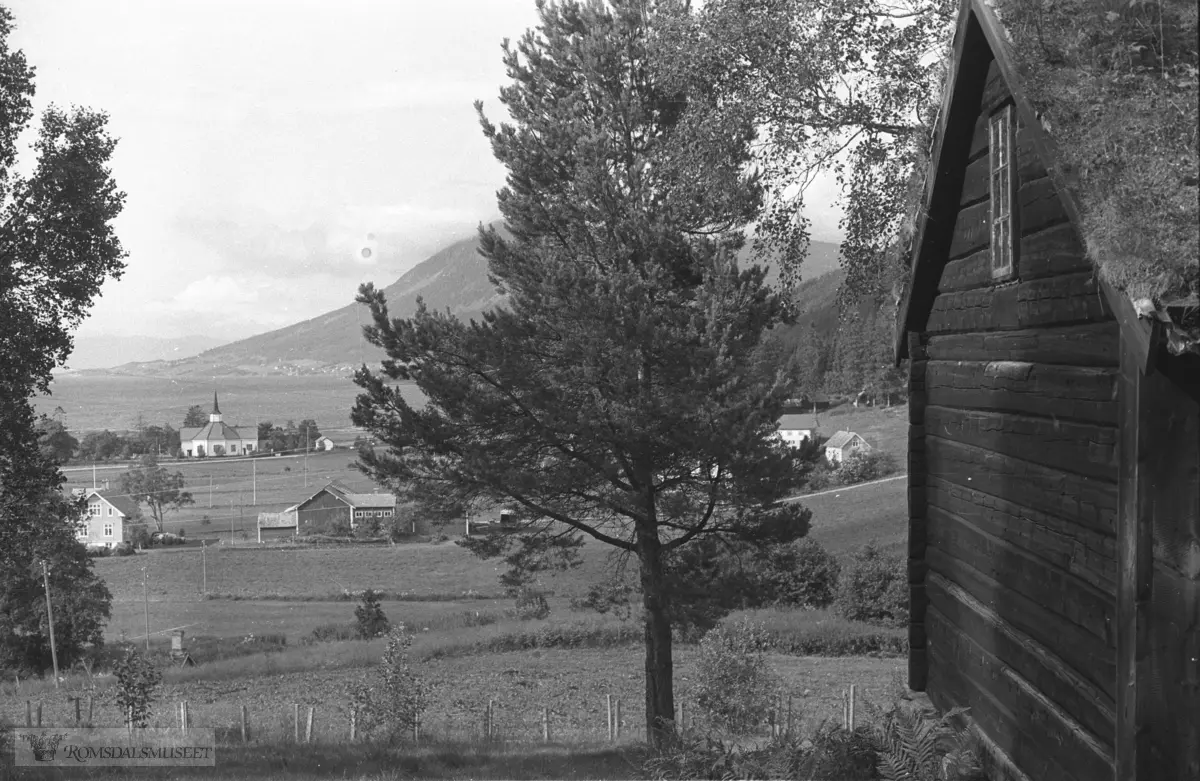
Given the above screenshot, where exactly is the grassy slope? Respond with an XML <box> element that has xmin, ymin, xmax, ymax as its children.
<box><xmin>800</xmin><ymin>478</ymin><xmax>907</xmax><ymax>556</ymax></box>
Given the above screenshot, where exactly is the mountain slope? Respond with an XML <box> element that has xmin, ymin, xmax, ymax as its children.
<box><xmin>99</xmin><ymin>234</ymin><xmax>844</xmax><ymax>377</ymax></box>
<box><xmin>65</xmin><ymin>334</ymin><xmax>229</xmax><ymax>371</ymax></box>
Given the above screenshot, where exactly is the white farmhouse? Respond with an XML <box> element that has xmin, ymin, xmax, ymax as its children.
<box><xmin>776</xmin><ymin>414</ymin><xmax>814</xmax><ymax>449</ymax></box>
<box><xmin>76</xmin><ymin>489</ymin><xmax>141</xmax><ymax>548</ymax></box>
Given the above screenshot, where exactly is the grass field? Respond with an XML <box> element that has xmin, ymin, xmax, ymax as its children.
<box><xmin>2</xmin><ymin>646</ymin><xmax>906</xmax><ymax>747</ymax></box>
<box><xmin>800</xmin><ymin>477</ymin><xmax>907</xmax><ymax>556</ymax></box>
<box><xmin>63</xmin><ymin>448</ymin><xmax>382</xmax><ymax>537</ymax></box>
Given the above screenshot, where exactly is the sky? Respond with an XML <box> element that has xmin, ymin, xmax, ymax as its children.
<box><xmin>9</xmin><ymin>0</ymin><xmax>844</xmax><ymax>344</ymax></box>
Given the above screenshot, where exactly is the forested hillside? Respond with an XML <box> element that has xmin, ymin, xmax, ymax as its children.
<box><xmin>774</xmin><ymin>268</ymin><xmax>907</xmax><ymax>407</ymax></box>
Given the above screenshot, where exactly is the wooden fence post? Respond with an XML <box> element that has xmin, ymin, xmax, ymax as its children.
<box><xmin>678</xmin><ymin>700</ymin><xmax>685</xmax><ymax>737</ymax></box>
<box><xmin>542</xmin><ymin>707</ymin><xmax>549</xmax><ymax>743</ymax></box>
<box><xmin>241</xmin><ymin>705</ymin><xmax>248</xmax><ymax>743</ymax></box>
<box><xmin>183</xmin><ymin>701</ymin><xmax>190</xmax><ymax>735</ymax></box>
<box><xmin>293</xmin><ymin>704</ymin><xmax>300</xmax><ymax>743</ymax></box>
<box><xmin>36</xmin><ymin>703</ymin><xmax>42</xmax><ymax>728</ymax></box>
<box><xmin>73</xmin><ymin>696</ymin><xmax>81</xmax><ymax>724</ymax></box>
<box><xmin>306</xmin><ymin>706</ymin><xmax>314</xmax><ymax>744</ymax></box>
<box><xmin>849</xmin><ymin>684</ymin><xmax>856</xmax><ymax>731</ymax></box>
<box><xmin>787</xmin><ymin>695</ymin><xmax>794</xmax><ymax>736</ymax></box>
<box><xmin>488</xmin><ymin>699</ymin><xmax>495</xmax><ymax>741</ymax></box>
<box><xmin>88</xmin><ymin>695</ymin><xmax>94</xmax><ymax>725</ymax></box>
<box><xmin>25</xmin><ymin>700</ymin><xmax>31</xmax><ymax>727</ymax></box>
<box><xmin>350</xmin><ymin>709</ymin><xmax>357</xmax><ymax>741</ymax></box>
<box><xmin>606</xmin><ymin>695</ymin><xmax>613</xmax><ymax>743</ymax></box>
<box><xmin>615</xmin><ymin>699</ymin><xmax>621</xmax><ymax>740</ymax></box>
<box><xmin>178</xmin><ymin>702</ymin><xmax>184</xmax><ymax>733</ymax></box>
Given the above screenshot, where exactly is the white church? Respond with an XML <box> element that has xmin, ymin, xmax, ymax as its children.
<box><xmin>179</xmin><ymin>393</ymin><xmax>259</xmax><ymax>457</ymax></box>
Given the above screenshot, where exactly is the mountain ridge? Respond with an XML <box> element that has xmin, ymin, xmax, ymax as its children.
<box><xmin>83</xmin><ymin>233</ymin><xmax>843</xmax><ymax>377</ymax></box>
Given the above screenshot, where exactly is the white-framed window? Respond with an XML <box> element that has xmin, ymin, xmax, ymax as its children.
<box><xmin>88</xmin><ymin>504</ymin><xmax>101</xmax><ymax>517</ymax></box>
<box><xmin>103</xmin><ymin>522</ymin><xmax>113</xmax><ymax>537</ymax></box>
<box><xmin>989</xmin><ymin>104</ymin><xmax>1015</xmax><ymax>278</ymax></box>
<box><xmin>108</xmin><ymin>507</ymin><xmax>114</xmax><ymax>516</ymax></box>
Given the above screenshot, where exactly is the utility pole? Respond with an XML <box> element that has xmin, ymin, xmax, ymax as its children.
<box><xmin>92</xmin><ymin>462</ymin><xmax>97</xmax><ymax>490</ymax></box>
<box><xmin>41</xmin><ymin>561</ymin><xmax>59</xmax><ymax>688</ymax></box>
<box><xmin>252</xmin><ymin>459</ymin><xmax>256</xmax><ymax>506</ymax></box>
<box><xmin>201</xmin><ymin>542</ymin><xmax>207</xmax><ymax>595</ymax></box>
<box><xmin>141</xmin><ymin>565</ymin><xmax>150</xmax><ymax>653</ymax></box>
<box><xmin>304</xmin><ymin>427</ymin><xmax>309</xmax><ymax>488</ymax></box>
<box><xmin>230</xmin><ymin>500</ymin><xmax>235</xmax><ymax>544</ymax></box>
<box><xmin>209</xmin><ymin>474</ymin><xmax>213</xmax><ymax>508</ymax></box>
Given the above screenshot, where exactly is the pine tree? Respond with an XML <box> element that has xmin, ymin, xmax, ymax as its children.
<box><xmin>351</xmin><ymin>0</ymin><xmax>808</xmax><ymax>747</ymax></box>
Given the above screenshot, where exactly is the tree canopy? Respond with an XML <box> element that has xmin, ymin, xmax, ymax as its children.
<box><xmin>119</xmin><ymin>454</ymin><xmax>193</xmax><ymax>532</ymax></box>
<box><xmin>0</xmin><ymin>4</ymin><xmax>124</xmax><ymax>676</ymax></box>
<box><xmin>351</xmin><ymin>0</ymin><xmax>813</xmax><ymax>746</ymax></box>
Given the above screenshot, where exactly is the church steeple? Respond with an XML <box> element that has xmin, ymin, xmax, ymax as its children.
<box><xmin>210</xmin><ymin>391</ymin><xmax>222</xmax><ymax>423</ymax></box>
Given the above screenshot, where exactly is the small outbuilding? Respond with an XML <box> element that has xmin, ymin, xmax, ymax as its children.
<box><xmin>257</xmin><ymin>509</ymin><xmax>298</xmax><ymax>543</ymax></box>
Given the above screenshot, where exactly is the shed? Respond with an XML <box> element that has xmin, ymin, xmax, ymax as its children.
<box><xmin>823</xmin><ymin>430</ymin><xmax>869</xmax><ymax>464</ymax></box>
<box><xmin>314</xmin><ymin>435</ymin><xmax>335</xmax><ymax>451</ymax></box>
<box><xmin>896</xmin><ymin>2</ymin><xmax>1199</xmax><ymax>780</ymax></box>
<box><xmin>257</xmin><ymin>509</ymin><xmax>298</xmax><ymax>543</ymax></box>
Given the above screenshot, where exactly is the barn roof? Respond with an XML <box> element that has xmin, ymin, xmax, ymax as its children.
<box><xmin>896</xmin><ymin>0</ymin><xmax>1198</xmax><ymax>363</ymax></box>
<box><xmin>257</xmin><ymin>512</ymin><xmax>297</xmax><ymax>529</ymax></box>
<box><xmin>297</xmin><ymin>482</ymin><xmax>395</xmax><ymax>511</ymax></box>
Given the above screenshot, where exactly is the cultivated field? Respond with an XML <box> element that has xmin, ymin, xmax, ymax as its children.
<box><xmin>63</xmin><ymin>448</ymin><xmax>382</xmax><ymax>537</ymax></box>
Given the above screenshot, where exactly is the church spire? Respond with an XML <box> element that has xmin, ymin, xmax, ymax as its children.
<box><xmin>210</xmin><ymin>391</ymin><xmax>222</xmax><ymax>424</ymax></box>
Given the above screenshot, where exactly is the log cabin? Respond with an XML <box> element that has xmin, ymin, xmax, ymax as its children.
<box><xmin>895</xmin><ymin>1</ymin><xmax>1199</xmax><ymax>779</ymax></box>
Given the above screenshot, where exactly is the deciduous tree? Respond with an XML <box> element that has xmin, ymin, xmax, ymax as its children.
<box><xmin>182</xmin><ymin>405</ymin><xmax>207</xmax><ymax>428</ymax></box>
<box><xmin>0</xmin><ymin>4</ymin><xmax>122</xmax><ymax>676</ymax></box>
<box><xmin>351</xmin><ymin>0</ymin><xmax>810</xmax><ymax>747</ymax></box>
<box><xmin>119</xmin><ymin>454</ymin><xmax>193</xmax><ymax>532</ymax></box>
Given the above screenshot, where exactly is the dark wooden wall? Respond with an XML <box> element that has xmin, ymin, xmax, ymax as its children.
<box><xmin>298</xmin><ymin>491</ymin><xmax>352</xmax><ymax>531</ymax></box>
<box><xmin>1118</xmin><ymin>345</ymin><xmax>1200</xmax><ymax>781</ymax></box>
<box><xmin>914</xmin><ymin>57</ymin><xmax>1120</xmax><ymax>781</ymax></box>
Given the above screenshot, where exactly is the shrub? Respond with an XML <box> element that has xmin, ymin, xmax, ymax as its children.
<box><xmin>835</xmin><ymin>542</ymin><xmax>908</xmax><ymax>628</ymax></box>
<box><xmin>112</xmin><ymin>541</ymin><xmax>136</xmax><ymax>557</ymax></box>
<box><xmin>837</xmin><ymin>450</ymin><xmax>897</xmax><ymax>486</ymax></box>
<box><xmin>348</xmin><ymin>626</ymin><xmax>429</xmax><ymax>743</ymax></box>
<box><xmin>354</xmin><ymin>590</ymin><xmax>390</xmax><ymax>639</ymax></box>
<box><xmin>112</xmin><ymin>649</ymin><xmax>161</xmax><ymax>728</ymax></box>
<box><xmin>751</xmin><ymin>538</ymin><xmax>841</xmax><ymax>609</ymax></box>
<box><xmin>513</xmin><ymin>588</ymin><xmax>551</xmax><ymax>620</ymax></box>
<box><xmin>694</xmin><ymin>617</ymin><xmax>781</xmax><ymax>734</ymax></box>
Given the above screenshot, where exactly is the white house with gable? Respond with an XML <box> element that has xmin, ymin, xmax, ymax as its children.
<box><xmin>825</xmin><ymin>431</ymin><xmax>870</xmax><ymax>464</ymax></box>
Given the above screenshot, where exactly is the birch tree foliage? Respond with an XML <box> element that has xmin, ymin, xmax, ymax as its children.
<box><xmin>655</xmin><ymin>0</ymin><xmax>955</xmax><ymax>301</ymax></box>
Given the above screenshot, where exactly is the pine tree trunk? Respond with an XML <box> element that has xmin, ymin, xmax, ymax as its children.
<box><xmin>636</xmin><ymin>522</ymin><xmax>674</xmax><ymax>749</ymax></box>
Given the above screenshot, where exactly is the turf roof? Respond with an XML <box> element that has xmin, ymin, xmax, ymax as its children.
<box><xmin>994</xmin><ymin>0</ymin><xmax>1199</xmax><ymax>350</ymax></box>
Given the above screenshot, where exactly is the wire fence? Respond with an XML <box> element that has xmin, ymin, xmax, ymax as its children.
<box><xmin>5</xmin><ymin>686</ymin><xmax>873</xmax><ymax>748</ymax></box>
